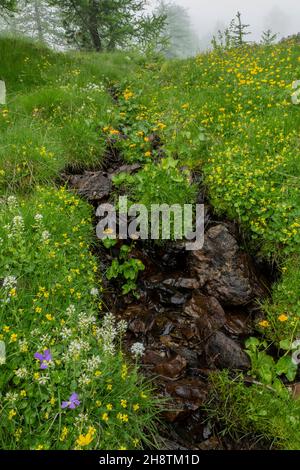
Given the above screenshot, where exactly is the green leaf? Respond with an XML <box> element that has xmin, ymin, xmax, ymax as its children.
<box><xmin>276</xmin><ymin>356</ymin><xmax>298</xmax><ymax>382</ymax></box>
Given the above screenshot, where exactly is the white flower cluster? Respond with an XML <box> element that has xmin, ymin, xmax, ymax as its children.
<box><xmin>34</xmin><ymin>213</ymin><xmax>43</xmax><ymax>223</ymax></box>
<box><xmin>84</xmin><ymin>355</ymin><xmax>102</xmax><ymax>372</ymax></box>
<box><xmin>41</xmin><ymin>230</ymin><xmax>50</xmax><ymax>241</ymax></box>
<box><xmin>36</xmin><ymin>374</ymin><xmax>50</xmax><ymax>385</ymax></box>
<box><xmin>18</xmin><ymin>339</ymin><xmax>28</xmax><ymax>353</ymax></box>
<box><xmin>2</xmin><ymin>275</ymin><xmax>17</xmax><ymax>290</ymax></box>
<box><xmin>78</xmin><ymin>312</ymin><xmax>96</xmax><ymax>331</ymax></box>
<box><xmin>11</xmin><ymin>215</ymin><xmax>24</xmax><ymax>234</ymax></box>
<box><xmin>78</xmin><ymin>374</ymin><xmax>92</xmax><ymax>388</ymax></box>
<box><xmin>65</xmin><ymin>338</ymin><xmax>91</xmax><ymax>361</ymax></box>
<box><xmin>5</xmin><ymin>391</ymin><xmax>18</xmax><ymax>403</ymax></box>
<box><xmin>130</xmin><ymin>342</ymin><xmax>145</xmax><ymax>358</ymax></box>
<box><xmin>96</xmin><ymin>314</ymin><xmax>127</xmax><ymax>356</ymax></box>
<box><xmin>66</xmin><ymin>304</ymin><xmax>76</xmax><ymax>317</ymax></box>
<box><xmin>7</xmin><ymin>196</ymin><xmax>18</xmax><ymax>209</ymax></box>
<box><xmin>59</xmin><ymin>326</ymin><xmax>73</xmax><ymax>340</ymax></box>
<box><xmin>83</xmin><ymin>82</ymin><xmax>105</xmax><ymax>93</ymax></box>
<box><xmin>90</xmin><ymin>287</ymin><xmax>99</xmax><ymax>296</ymax></box>
<box><xmin>39</xmin><ymin>334</ymin><xmax>51</xmax><ymax>347</ymax></box>
<box><xmin>15</xmin><ymin>367</ymin><xmax>29</xmax><ymax>379</ymax></box>
<box><xmin>99</xmin><ymin>312</ymin><xmax>117</xmax><ymax>356</ymax></box>
<box><xmin>74</xmin><ymin>413</ymin><xmax>89</xmax><ymax>428</ymax></box>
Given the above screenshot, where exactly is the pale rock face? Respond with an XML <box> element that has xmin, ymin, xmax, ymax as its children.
<box><xmin>0</xmin><ymin>80</ymin><xmax>6</xmax><ymax>105</ymax></box>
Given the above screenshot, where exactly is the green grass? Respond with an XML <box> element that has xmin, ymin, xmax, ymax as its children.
<box><xmin>1</xmin><ymin>34</ymin><xmax>300</xmax><ymax>449</ymax></box>
<box><xmin>99</xmin><ymin>40</ymin><xmax>300</xmax><ymax>447</ymax></box>
<box><xmin>108</xmin><ymin>41</ymin><xmax>300</xmax><ymax>344</ymax></box>
<box><xmin>0</xmin><ymin>37</ymin><xmax>160</xmax><ymax>450</ymax></box>
<box><xmin>207</xmin><ymin>371</ymin><xmax>300</xmax><ymax>450</ymax></box>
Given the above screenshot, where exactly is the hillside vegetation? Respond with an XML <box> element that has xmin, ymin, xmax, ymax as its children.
<box><xmin>0</xmin><ymin>36</ymin><xmax>300</xmax><ymax>449</ymax></box>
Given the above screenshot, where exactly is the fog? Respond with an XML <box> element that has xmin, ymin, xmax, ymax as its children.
<box><xmin>151</xmin><ymin>0</ymin><xmax>300</xmax><ymax>49</ymax></box>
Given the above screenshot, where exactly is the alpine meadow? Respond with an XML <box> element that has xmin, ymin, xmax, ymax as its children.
<box><xmin>0</xmin><ymin>0</ymin><xmax>300</xmax><ymax>456</ymax></box>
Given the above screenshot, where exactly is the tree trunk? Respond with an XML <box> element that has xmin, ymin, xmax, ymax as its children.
<box><xmin>88</xmin><ymin>0</ymin><xmax>102</xmax><ymax>51</ymax></box>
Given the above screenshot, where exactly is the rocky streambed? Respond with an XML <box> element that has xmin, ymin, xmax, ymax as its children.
<box><xmin>64</xmin><ymin>158</ymin><xmax>273</xmax><ymax>450</ymax></box>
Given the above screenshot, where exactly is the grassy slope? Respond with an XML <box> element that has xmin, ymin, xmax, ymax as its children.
<box><xmin>0</xmin><ymin>37</ymin><xmax>157</xmax><ymax>450</ymax></box>
<box><xmin>110</xmin><ymin>41</ymin><xmax>300</xmax><ymax>345</ymax></box>
<box><xmin>100</xmin><ymin>41</ymin><xmax>300</xmax><ymax>448</ymax></box>
<box><xmin>1</xmin><ymin>36</ymin><xmax>300</xmax><ymax>449</ymax></box>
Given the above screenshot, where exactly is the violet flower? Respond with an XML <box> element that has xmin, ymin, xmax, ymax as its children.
<box><xmin>61</xmin><ymin>392</ymin><xmax>80</xmax><ymax>409</ymax></box>
<box><xmin>34</xmin><ymin>349</ymin><xmax>52</xmax><ymax>369</ymax></box>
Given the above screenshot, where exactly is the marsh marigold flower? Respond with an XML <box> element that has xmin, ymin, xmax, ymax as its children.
<box><xmin>278</xmin><ymin>314</ymin><xmax>289</xmax><ymax>322</ymax></box>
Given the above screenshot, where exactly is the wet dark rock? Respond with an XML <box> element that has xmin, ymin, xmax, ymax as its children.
<box><xmin>170</xmin><ymin>347</ymin><xmax>199</xmax><ymax>368</ymax></box>
<box><xmin>162</xmin><ymin>275</ymin><xmax>200</xmax><ymax>290</ymax></box>
<box><xmin>163</xmin><ymin>379</ymin><xmax>208</xmax><ymax>422</ymax></box>
<box><xmin>190</xmin><ymin>225</ymin><xmax>263</xmax><ymax>306</ymax></box>
<box><xmin>184</xmin><ymin>293</ymin><xmax>226</xmax><ymax>339</ymax></box>
<box><xmin>66</xmin><ymin>171</ymin><xmax>111</xmax><ymax>202</ymax></box>
<box><xmin>205</xmin><ymin>331</ymin><xmax>250</xmax><ymax>370</ymax></box>
<box><xmin>154</xmin><ymin>354</ymin><xmax>187</xmax><ymax>379</ymax></box>
<box><xmin>123</xmin><ymin>305</ymin><xmax>156</xmax><ymax>336</ymax></box>
<box><xmin>159</xmin><ymin>439</ymin><xmax>189</xmax><ymax>451</ymax></box>
<box><xmin>224</xmin><ymin>310</ymin><xmax>253</xmax><ymax>337</ymax></box>
<box><xmin>143</xmin><ymin>350</ymin><xmax>166</xmax><ymax>367</ymax></box>
<box><xmin>198</xmin><ymin>437</ymin><xmax>224</xmax><ymax>450</ymax></box>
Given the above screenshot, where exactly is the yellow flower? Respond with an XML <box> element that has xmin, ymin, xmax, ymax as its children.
<box><xmin>50</xmin><ymin>397</ymin><xmax>56</xmax><ymax>406</ymax></box>
<box><xmin>106</xmin><ymin>384</ymin><xmax>113</xmax><ymax>391</ymax></box>
<box><xmin>117</xmin><ymin>413</ymin><xmax>128</xmax><ymax>423</ymax></box>
<box><xmin>20</xmin><ymin>390</ymin><xmax>27</xmax><ymax>398</ymax></box>
<box><xmin>278</xmin><ymin>314</ymin><xmax>289</xmax><ymax>322</ymax></box>
<box><xmin>109</xmin><ymin>129</ymin><xmax>120</xmax><ymax>135</ymax></box>
<box><xmin>35</xmin><ymin>306</ymin><xmax>42</xmax><ymax>314</ymax></box>
<box><xmin>102</xmin><ymin>412</ymin><xmax>109</xmax><ymax>422</ymax></box>
<box><xmin>144</xmin><ymin>151</ymin><xmax>151</xmax><ymax>157</ymax></box>
<box><xmin>132</xmin><ymin>438</ymin><xmax>139</xmax><ymax>447</ymax></box>
<box><xmin>121</xmin><ymin>364</ymin><xmax>128</xmax><ymax>380</ymax></box>
<box><xmin>106</xmin><ymin>403</ymin><xmax>113</xmax><ymax>411</ymax></box>
<box><xmin>9</xmin><ymin>288</ymin><xmax>16</xmax><ymax>297</ymax></box>
<box><xmin>60</xmin><ymin>427</ymin><xmax>69</xmax><ymax>442</ymax></box>
<box><xmin>8</xmin><ymin>409</ymin><xmax>17</xmax><ymax>420</ymax></box>
<box><xmin>10</xmin><ymin>333</ymin><xmax>18</xmax><ymax>342</ymax></box>
<box><xmin>76</xmin><ymin>428</ymin><xmax>95</xmax><ymax>447</ymax></box>
<box><xmin>121</xmin><ymin>399</ymin><xmax>127</xmax><ymax>409</ymax></box>
<box><xmin>259</xmin><ymin>320</ymin><xmax>270</xmax><ymax>328</ymax></box>
<box><xmin>133</xmin><ymin>404</ymin><xmax>140</xmax><ymax>412</ymax></box>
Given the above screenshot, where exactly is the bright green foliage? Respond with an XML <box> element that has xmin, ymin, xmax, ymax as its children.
<box><xmin>0</xmin><ymin>188</ymin><xmax>157</xmax><ymax>449</ymax></box>
<box><xmin>106</xmin><ymin>244</ymin><xmax>145</xmax><ymax>296</ymax></box>
<box><xmin>0</xmin><ymin>37</ymin><xmax>159</xmax><ymax>449</ymax></box>
<box><xmin>107</xmin><ymin>39</ymin><xmax>300</xmax><ymax>344</ymax></box>
<box><xmin>245</xmin><ymin>337</ymin><xmax>298</xmax><ymax>386</ymax></box>
<box><xmin>0</xmin><ymin>0</ymin><xmax>15</xmax><ymax>14</ymax></box>
<box><xmin>207</xmin><ymin>371</ymin><xmax>300</xmax><ymax>450</ymax></box>
<box><xmin>0</xmin><ymin>38</ymin><xmax>143</xmax><ymax>191</ymax></box>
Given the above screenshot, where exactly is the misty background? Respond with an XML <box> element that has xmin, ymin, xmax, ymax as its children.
<box><xmin>152</xmin><ymin>0</ymin><xmax>300</xmax><ymax>51</ymax></box>
<box><xmin>0</xmin><ymin>1</ymin><xmax>299</xmax><ymax>56</ymax></box>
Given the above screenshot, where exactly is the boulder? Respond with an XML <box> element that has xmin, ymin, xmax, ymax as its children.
<box><xmin>205</xmin><ymin>331</ymin><xmax>250</xmax><ymax>370</ymax></box>
<box><xmin>190</xmin><ymin>225</ymin><xmax>260</xmax><ymax>306</ymax></box>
